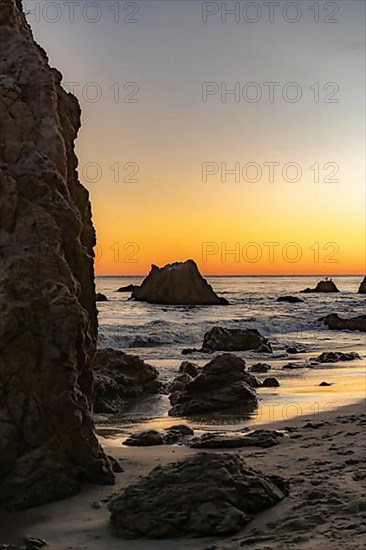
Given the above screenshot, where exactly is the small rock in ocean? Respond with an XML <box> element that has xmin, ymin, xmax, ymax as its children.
<box><xmin>321</xmin><ymin>313</ymin><xmax>366</xmax><ymax>332</ymax></box>
<box><xmin>96</xmin><ymin>292</ymin><xmax>108</xmax><ymax>302</ymax></box>
<box><xmin>300</xmin><ymin>280</ymin><xmax>339</xmax><ymax>293</ymax></box>
<box><xmin>358</xmin><ymin>276</ymin><xmax>366</xmax><ymax>293</ymax></box>
<box><xmin>108</xmin><ymin>453</ymin><xmax>289</xmax><ymax>538</ymax></box>
<box><xmin>262</xmin><ymin>377</ymin><xmax>280</xmax><ymax>387</ymax></box>
<box><xmin>201</xmin><ymin>326</ymin><xmax>272</xmax><ymax>353</ymax></box>
<box><xmin>249</xmin><ymin>363</ymin><xmax>271</xmax><ymax>373</ymax></box>
<box><xmin>312</xmin><ymin>351</ymin><xmax>360</xmax><ymax>363</ymax></box>
<box><xmin>276</xmin><ymin>296</ymin><xmax>304</xmax><ymax>303</ymax></box>
<box><xmin>282</xmin><ymin>363</ymin><xmax>307</xmax><ymax>370</ymax></box>
<box><xmin>116</xmin><ymin>284</ymin><xmax>138</xmax><ymax>292</ymax></box>
<box><xmin>319</xmin><ymin>381</ymin><xmax>333</xmax><ymax>387</ymax></box>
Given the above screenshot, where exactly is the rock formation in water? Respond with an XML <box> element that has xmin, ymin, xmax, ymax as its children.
<box><xmin>201</xmin><ymin>326</ymin><xmax>272</xmax><ymax>353</ymax></box>
<box><xmin>0</xmin><ymin>0</ymin><xmax>114</xmax><ymax>510</ymax></box>
<box><xmin>358</xmin><ymin>276</ymin><xmax>366</xmax><ymax>294</ymax></box>
<box><xmin>169</xmin><ymin>353</ymin><xmax>258</xmax><ymax>416</ymax></box>
<box><xmin>109</xmin><ymin>452</ymin><xmax>288</xmax><ymax>538</ymax></box>
<box><xmin>300</xmin><ymin>280</ymin><xmax>339</xmax><ymax>293</ymax></box>
<box><xmin>131</xmin><ymin>260</ymin><xmax>229</xmax><ymax>305</ymax></box>
<box><xmin>321</xmin><ymin>314</ymin><xmax>366</xmax><ymax>332</ymax></box>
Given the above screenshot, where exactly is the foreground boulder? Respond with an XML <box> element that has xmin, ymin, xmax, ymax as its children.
<box><xmin>358</xmin><ymin>277</ymin><xmax>366</xmax><ymax>294</ymax></box>
<box><xmin>0</xmin><ymin>0</ymin><xmax>113</xmax><ymax>510</ymax></box>
<box><xmin>201</xmin><ymin>327</ymin><xmax>272</xmax><ymax>353</ymax></box>
<box><xmin>276</xmin><ymin>296</ymin><xmax>304</xmax><ymax>303</ymax></box>
<box><xmin>301</xmin><ymin>280</ymin><xmax>339</xmax><ymax>293</ymax></box>
<box><xmin>321</xmin><ymin>314</ymin><xmax>366</xmax><ymax>332</ymax></box>
<box><xmin>188</xmin><ymin>429</ymin><xmax>284</xmax><ymax>449</ymax></box>
<box><xmin>109</xmin><ymin>453</ymin><xmax>288</xmax><ymax>538</ymax></box>
<box><xmin>93</xmin><ymin>349</ymin><xmax>161</xmax><ymax>414</ymax></box>
<box><xmin>169</xmin><ymin>353</ymin><xmax>258</xmax><ymax>416</ymax></box>
<box><xmin>312</xmin><ymin>351</ymin><xmax>361</xmax><ymax>363</ymax></box>
<box><xmin>131</xmin><ymin>260</ymin><xmax>228</xmax><ymax>305</ymax></box>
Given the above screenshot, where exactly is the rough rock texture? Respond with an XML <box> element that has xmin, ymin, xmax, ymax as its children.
<box><xmin>169</xmin><ymin>353</ymin><xmax>258</xmax><ymax>416</ymax></box>
<box><xmin>358</xmin><ymin>276</ymin><xmax>366</xmax><ymax>293</ymax></box>
<box><xmin>178</xmin><ymin>360</ymin><xmax>200</xmax><ymax>378</ymax></box>
<box><xmin>168</xmin><ymin>372</ymin><xmax>193</xmax><ymax>393</ymax></box>
<box><xmin>93</xmin><ymin>348</ymin><xmax>161</xmax><ymax>414</ymax></box>
<box><xmin>124</xmin><ymin>425</ymin><xmax>194</xmax><ymax>447</ymax></box>
<box><xmin>109</xmin><ymin>452</ymin><xmax>288</xmax><ymax>538</ymax></box>
<box><xmin>321</xmin><ymin>314</ymin><xmax>366</xmax><ymax>332</ymax></box>
<box><xmin>312</xmin><ymin>351</ymin><xmax>361</xmax><ymax>363</ymax></box>
<box><xmin>201</xmin><ymin>326</ymin><xmax>272</xmax><ymax>353</ymax></box>
<box><xmin>249</xmin><ymin>363</ymin><xmax>271</xmax><ymax>373</ymax></box>
<box><xmin>301</xmin><ymin>280</ymin><xmax>339</xmax><ymax>293</ymax></box>
<box><xmin>0</xmin><ymin>0</ymin><xmax>113</xmax><ymax>510</ymax></box>
<box><xmin>188</xmin><ymin>429</ymin><xmax>284</xmax><ymax>449</ymax></box>
<box><xmin>276</xmin><ymin>296</ymin><xmax>304</xmax><ymax>303</ymax></box>
<box><xmin>131</xmin><ymin>260</ymin><xmax>228</xmax><ymax>305</ymax></box>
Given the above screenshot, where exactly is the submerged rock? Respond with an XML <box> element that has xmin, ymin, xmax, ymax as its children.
<box><xmin>262</xmin><ymin>377</ymin><xmax>280</xmax><ymax>387</ymax></box>
<box><xmin>188</xmin><ymin>429</ymin><xmax>284</xmax><ymax>449</ymax></box>
<box><xmin>276</xmin><ymin>296</ymin><xmax>304</xmax><ymax>303</ymax></box>
<box><xmin>124</xmin><ymin>425</ymin><xmax>194</xmax><ymax>447</ymax></box>
<box><xmin>169</xmin><ymin>353</ymin><xmax>258</xmax><ymax>416</ymax></box>
<box><xmin>131</xmin><ymin>260</ymin><xmax>228</xmax><ymax>305</ymax></box>
<box><xmin>249</xmin><ymin>363</ymin><xmax>271</xmax><ymax>373</ymax></box>
<box><xmin>0</xmin><ymin>0</ymin><xmax>113</xmax><ymax>510</ymax></box>
<box><xmin>312</xmin><ymin>351</ymin><xmax>361</xmax><ymax>363</ymax></box>
<box><xmin>301</xmin><ymin>280</ymin><xmax>339</xmax><ymax>293</ymax></box>
<box><xmin>358</xmin><ymin>276</ymin><xmax>366</xmax><ymax>294</ymax></box>
<box><xmin>93</xmin><ymin>348</ymin><xmax>161</xmax><ymax>414</ymax></box>
<box><xmin>96</xmin><ymin>292</ymin><xmax>108</xmax><ymax>302</ymax></box>
<box><xmin>109</xmin><ymin>452</ymin><xmax>289</xmax><ymax>538</ymax></box>
<box><xmin>201</xmin><ymin>326</ymin><xmax>272</xmax><ymax>353</ymax></box>
<box><xmin>321</xmin><ymin>314</ymin><xmax>366</xmax><ymax>332</ymax></box>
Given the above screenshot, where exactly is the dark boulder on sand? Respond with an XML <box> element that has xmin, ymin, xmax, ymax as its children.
<box><xmin>321</xmin><ymin>314</ymin><xmax>366</xmax><ymax>333</ymax></box>
<box><xmin>169</xmin><ymin>353</ymin><xmax>258</xmax><ymax>416</ymax></box>
<box><xmin>301</xmin><ymin>280</ymin><xmax>339</xmax><ymax>293</ymax></box>
<box><xmin>96</xmin><ymin>292</ymin><xmax>108</xmax><ymax>302</ymax></box>
<box><xmin>249</xmin><ymin>363</ymin><xmax>271</xmax><ymax>373</ymax></box>
<box><xmin>0</xmin><ymin>0</ymin><xmax>114</xmax><ymax>510</ymax></box>
<box><xmin>262</xmin><ymin>377</ymin><xmax>280</xmax><ymax>387</ymax></box>
<box><xmin>276</xmin><ymin>296</ymin><xmax>304</xmax><ymax>303</ymax></box>
<box><xmin>358</xmin><ymin>276</ymin><xmax>366</xmax><ymax>294</ymax></box>
<box><xmin>131</xmin><ymin>260</ymin><xmax>228</xmax><ymax>305</ymax></box>
<box><xmin>109</xmin><ymin>452</ymin><xmax>289</xmax><ymax>538</ymax></box>
<box><xmin>124</xmin><ymin>425</ymin><xmax>194</xmax><ymax>447</ymax></box>
<box><xmin>313</xmin><ymin>351</ymin><xmax>361</xmax><ymax>363</ymax></box>
<box><xmin>93</xmin><ymin>348</ymin><xmax>161</xmax><ymax>414</ymax></box>
<box><xmin>201</xmin><ymin>326</ymin><xmax>272</xmax><ymax>353</ymax></box>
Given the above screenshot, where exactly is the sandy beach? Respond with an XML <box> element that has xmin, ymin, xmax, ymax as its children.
<box><xmin>1</xmin><ymin>399</ymin><xmax>365</xmax><ymax>549</ymax></box>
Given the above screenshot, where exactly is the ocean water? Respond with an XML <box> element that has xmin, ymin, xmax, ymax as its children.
<box><xmin>95</xmin><ymin>275</ymin><xmax>366</xmax><ymax>430</ymax></box>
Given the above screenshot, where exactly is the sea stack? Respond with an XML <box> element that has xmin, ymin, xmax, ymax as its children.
<box><xmin>131</xmin><ymin>259</ymin><xmax>229</xmax><ymax>305</ymax></box>
<box><xmin>301</xmin><ymin>279</ymin><xmax>339</xmax><ymax>293</ymax></box>
<box><xmin>0</xmin><ymin>0</ymin><xmax>113</xmax><ymax>510</ymax></box>
<box><xmin>358</xmin><ymin>276</ymin><xmax>366</xmax><ymax>293</ymax></box>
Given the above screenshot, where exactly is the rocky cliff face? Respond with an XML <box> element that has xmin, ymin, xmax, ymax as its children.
<box><xmin>0</xmin><ymin>0</ymin><xmax>114</xmax><ymax>509</ymax></box>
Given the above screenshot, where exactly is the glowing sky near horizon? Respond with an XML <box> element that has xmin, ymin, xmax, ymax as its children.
<box><xmin>25</xmin><ymin>0</ymin><xmax>365</xmax><ymax>275</ymax></box>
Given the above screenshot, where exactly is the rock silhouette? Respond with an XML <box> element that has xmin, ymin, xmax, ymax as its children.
<box><xmin>358</xmin><ymin>276</ymin><xmax>366</xmax><ymax>293</ymax></box>
<box><xmin>202</xmin><ymin>326</ymin><xmax>272</xmax><ymax>352</ymax></box>
<box><xmin>321</xmin><ymin>314</ymin><xmax>366</xmax><ymax>332</ymax></box>
<box><xmin>301</xmin><ymin>280</ymin><xmax>339</xmax><ymax>293</ymax></box>
<box><xmin>0</xmin><ymin>0</ymin><xmax>113</xmax><ymax>510</ymax></box>
<box><xmin>131</xmin><ymin>260</ymin><xmax>228</xmax><ymax>305</ymax></box>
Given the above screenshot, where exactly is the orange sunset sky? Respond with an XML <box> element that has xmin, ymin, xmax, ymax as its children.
<box><xmin>26</xmin><ymin>1</ymin><xmax>365</xmax><ymax>275</ymax></box>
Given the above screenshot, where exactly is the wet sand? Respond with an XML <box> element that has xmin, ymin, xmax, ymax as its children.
<box><xmin>1</xmin><ymin>399</ymin><xmax>365</xmax><ymax>549</ymax></box>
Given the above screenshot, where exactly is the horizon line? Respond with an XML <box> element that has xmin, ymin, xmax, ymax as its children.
<box><xmin>96</xmin><ymin>273</ymin><xmax>365</xmax><ymax>278</ymax></box>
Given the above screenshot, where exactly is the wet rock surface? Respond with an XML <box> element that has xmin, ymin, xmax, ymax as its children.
<box><xmin>0</xmin><ymin>0</ymin><xmax>113</xmax><ymax>510</ymax></box>
<box><xmin>108</xmin><ymin>452</ymin><xmax>288</xmax><ymax>538</ymax></box>
<box><xmin>169</xmin><ymin>353</ymin><xmax>258</xmax><ymax>416</ymax></box>
<box><xmin>312</xmin><ymin>351</ymin><xmax>361</xmax><ymax>363</ymax></box>
<box><xmin>188</xmin><ymin>430</ymin><xmax>284</xmax><ymax>449</ymax></box>
<box><xmin>93</xmin><ymin>348</ymin><xmax>161</xmax><ymax>414</ymax></box>
<box><xmin>249</xmin><ymin>363</ymin><xmax>271</xmax><ymax>373</ymax></box>
<box><xmin>0</xmin><ymin>538</ymin><xmax>47</xmax><ymax>550</ymax></box>
<box><xmin>201</xmin><ymin>327</ymin><xmax>272</xmax><ymax>352</ymax></box>
<box><xmin>124</xmin><ymin>425</ymin><xmax>194</xmax><ymax>447</ymax></box>
<box><xmin>321</xmin><ymin>314</ymin><xmax>366</xmax><ymax>332</ymax></box>
<box><xmin>276</xmin><ymin>296</ymin><xmax>304</xmax><ymax>303</ymax></box>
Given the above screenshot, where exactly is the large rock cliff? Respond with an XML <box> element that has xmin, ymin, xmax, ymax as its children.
<box><xmin>0</xmin><ymin>0</ymin><xmax>114</xmax><ymax>509</ymax></box>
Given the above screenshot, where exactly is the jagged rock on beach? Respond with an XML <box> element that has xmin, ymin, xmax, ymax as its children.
<box><xmin>93</xmin><ymin>348</ymin><xmax>161</xmax><ymax>414</ymax></box>
<box><xmin>124</xmin><ymin>425</ymin><xmax>194</xmax><ymax>447</ymax></box>
<box><xmin>188</xmin><ymin>429</ymin><xmax>284</xmax><ymax>449</ymax></box>
<box><xmin>312</xmin><ymin>351</ymin><xmax>361</xmax><ymax>363</ymax></box>
<box><xmin>169</xmin><ymin>353</ymin><xmax>258</xmax><ymax>416</ymax></box>
<box><xmin>168</xmin><ymin>372</ymin><xmax>194</xmax><ymax>393</ymax></box>
<box><xmin>0</xmin><ymin>0</ymin><xmax>114</xmax><ymax>510</ymax></box>
<box><xmin>96</xmin><ymin>292</ymin><xmax>108</xmax><ymax>302</ymax></box>
<box><xmin>262</xmin><ymin>377</ymin><xmax>280</xmax><ymax>387</ymax></box>
<box><xmin>358</xmin><ymin>276</ymin><xmax>366</xmax><ymax>293</ymax></box>
<box><xmin>108</xmin><ymin>452</ymin><xmax>289</xmax><ymax>538</ymax></box>
<box><xmin>201</xmin><ymin>326</ymin><xmax>272</xmax><ymax>353</ymax></box>
<box><xmin>276</xmin><ymin>296</ymin><xmax>304</xmax><ymax>303</ymax></box>
<box><xmin>131</xmin><ymin>259</ymin><xmax>228</xmax><ymax>305</ymax></box>
<box><xmin>178</xmin><ymin>360</ymin><xmax>200</xmax><ymax>378</ymax></box>
<box><xmin>321</xmin><ymin>314</ymin><xmax>366</xmax><ymax>332</ymax></box>
<box><xmin>300</xmin><ymin>280</ymin><xmax>339</xmax><ymax>293</ymax></box>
